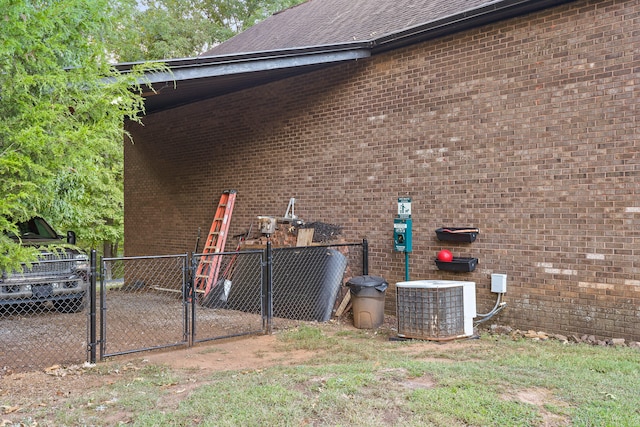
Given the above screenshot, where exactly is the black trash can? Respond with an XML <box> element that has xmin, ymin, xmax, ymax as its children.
<box><xmin>347</xmin><ymin>275</ymin><xmax>388</xmax><ymax>329</ymax></box>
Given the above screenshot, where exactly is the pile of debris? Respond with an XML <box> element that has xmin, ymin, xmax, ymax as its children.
<box><xmin>299</xmin><ymin>222</ymin><xmax>343</xmax><ymax>243</ymax></box>
<box><xmin>485</xmin><ymin>324</ymin><xmax>640</xmax><ymax>348</ymax></box>
<box><xmin>239</xmin><ymin>220</ymin><xmax>344</xmax><ymax>249</ymax></box>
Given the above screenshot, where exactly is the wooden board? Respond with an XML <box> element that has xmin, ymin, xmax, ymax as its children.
<box><xmin>296</xmin><ymin>228</ymin><xmax>314</xmax><ymax>246</ymax></box>
<box><xmin>334</xmin><ymin>291</ymin><xmax>351</xmax><ymax>317</ymax></box>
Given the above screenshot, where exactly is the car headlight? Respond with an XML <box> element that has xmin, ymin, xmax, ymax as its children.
<box><xmin>73</xmin><ymin>253</ymin><xmax>88</xmax><ymax>262</ymax></box>
<box><xmin>73</xmin><ymin>253</ymin><xmax>89</xmax><ymax>268</ymax></box>
<box><xmin>71</xmin><ymin>253</ymin><xmax>89</xmax><ymax>282</ymax></box>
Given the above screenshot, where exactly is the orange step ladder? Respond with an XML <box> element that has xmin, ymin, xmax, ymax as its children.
<box><xmin>194</xmin><ymin>190</ymin><xmax>237</xmax><ymax>297</ymax></box>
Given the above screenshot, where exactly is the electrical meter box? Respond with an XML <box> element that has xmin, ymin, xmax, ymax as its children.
<box><xmin>393</xmin><ymin>218</ymin><xmax>412</xmax><ymax>252</ymax></box>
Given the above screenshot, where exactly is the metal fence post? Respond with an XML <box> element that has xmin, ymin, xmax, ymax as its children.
<box><xmin>88</xmin><ymin>249</ymin><xmax>97</xmax><ymax>364</ymax></box>
<box><xmin>183</xmin><ymin>253</ymin><xmax>190</xmax><ymax>346</ymax></box>
<box><xmin>362</xmin><ymin>238</ymin><xmax>369</xmax><ymax>275</ymax></box>
<box><xmin>190</xmin><ymin>253</ymin><xmax>197</xmax><ymax>345</ymax></box>
<box><xmin>262</xmin><ymin>241</ymin><xmax>273</xmax><ymax>334</ymax></box>
<box><xmin>99</xmin><ymin>256</ymin><xmax>106</xmax><ymax>360</ymax></box>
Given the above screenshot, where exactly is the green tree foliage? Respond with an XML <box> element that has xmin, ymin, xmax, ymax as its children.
<box><xmin>0</xmin><ymin>0</ymin><xmax>157</xmax><ymax>269</ymax></box>
<box><xmin>1</xmin><ymin>0</ymin><xmax>301</xmax><ymax>270</ymax></box>
<box><xmin>111</xmin><ymin>0</ymin><xmax>306</xmax><ymax>62</ymax></box>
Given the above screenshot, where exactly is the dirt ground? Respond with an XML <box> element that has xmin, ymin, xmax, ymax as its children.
<box><xmin>0</xmin><ymin>331</ymin><xmax>323</xmax><ymax>404</ymax></box>
<box><xmin>137</xmin><ymin>313</ymin><xmax>411</xmax><ymax>368</ymax></box>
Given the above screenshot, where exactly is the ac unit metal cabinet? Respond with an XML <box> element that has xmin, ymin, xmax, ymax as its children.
<box><xmin>396</xmin><ymin>280</ymin><xmax>476</xmax><ymax>340</ymax></box>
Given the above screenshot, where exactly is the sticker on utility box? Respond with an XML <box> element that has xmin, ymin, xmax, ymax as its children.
<box><xmin>397</xmin><ymin>197</ymin><xmax>411</xmax><ymax>218</ymax></box>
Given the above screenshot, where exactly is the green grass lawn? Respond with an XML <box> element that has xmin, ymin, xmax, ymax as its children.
<box><xmin>6</xmin><ymin>324</ymin><xmax>640</xmax><ymax>426</ymax></box>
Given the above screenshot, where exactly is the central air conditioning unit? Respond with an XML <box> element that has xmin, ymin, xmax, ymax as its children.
<box><xmin>396</xmin><ymin>280</ymin><xmax>476</xmax><ymax>341</ymax></box>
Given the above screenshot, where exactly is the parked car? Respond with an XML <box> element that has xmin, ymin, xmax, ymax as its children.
<box><xmin>1</xmin><ymin>217</ymin><xmax>89</xmax><ymax>313</ymax></box>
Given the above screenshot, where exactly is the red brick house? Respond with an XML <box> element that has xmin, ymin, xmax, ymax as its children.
<box><xmin>122</xmin><ymin>0</ymin><xmax>640</xmax><ymax>341</ymax></box>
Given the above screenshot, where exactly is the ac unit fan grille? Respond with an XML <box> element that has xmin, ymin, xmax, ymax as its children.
<box><xmin>397</xmin><ymin>286</ymin><xmax>465</xmax><ymax>339</ymax></box>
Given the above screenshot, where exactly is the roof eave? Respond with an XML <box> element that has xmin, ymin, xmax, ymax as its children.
<box><xmin>117</xmin><ymin>42</ymin><xmax>372</xmax><ymax>83</ymax></box>
<box><xmin>118</xmin><ymin>42</ymin><xmax>372</xmax><ymax>114</ymax></box>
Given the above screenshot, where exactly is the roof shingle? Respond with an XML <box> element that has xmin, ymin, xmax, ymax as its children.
<box><xmin>201</xmin><ymin>0</ymin><xmax>502</xmax><ymax>56</ymax></box>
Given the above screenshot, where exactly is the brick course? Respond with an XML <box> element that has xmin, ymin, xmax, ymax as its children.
<box><xmin>125</xmin><ymin>0</ymin><xmax>640</xmax><ymax>341</ymax></box>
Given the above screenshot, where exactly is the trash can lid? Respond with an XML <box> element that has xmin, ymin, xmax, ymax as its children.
<box><xmin>347</xmin><ymin>275</ymin><xmax>388</xmax><ymax>293</ymax></box>
<box><xmin>348</xmin><ymin>275</ymin><xmax>386</xmax><ymax>286</ymax></box>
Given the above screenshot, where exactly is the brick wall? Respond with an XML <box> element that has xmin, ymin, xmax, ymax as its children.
<box><xmin>125</xmin><ymin>0</ymin><xmax>640</xmax><ymax>341</ymax></box>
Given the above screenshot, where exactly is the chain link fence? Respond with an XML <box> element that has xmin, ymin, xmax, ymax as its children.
<box><xmin>0</xmin><ymin>251</ymin><xmax>90</xmax><ymax>374</ymax></box>
<box><xmin>270</xmin><ymin>243</ymin><xmax>364</xmax><ymax>329</ymax></box>
<box><xmin>1</xmin><ymin>241</ymin><xmax>368</xmax><ymax>373</ymax></box>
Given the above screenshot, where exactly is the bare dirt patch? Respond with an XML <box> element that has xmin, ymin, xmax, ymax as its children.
<box><xmin>139</xmin><ymin>333</ymin><xmax>315</xmax><ymax>372</ymax></box>
<box><xmin>505</xmin><ymin>387</ymin><xmax>571</xmax><ymax>426</ymax></box>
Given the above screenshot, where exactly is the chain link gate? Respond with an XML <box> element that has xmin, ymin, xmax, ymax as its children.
<box><xmin>99</xmin><ymin>254</ymin><xmax>190</xmax><ymax>359</ymax></box>
<box><xmin>98</xmin><ymin>250</ymin><xmax>270</xmax><ymax>358</ymax></box>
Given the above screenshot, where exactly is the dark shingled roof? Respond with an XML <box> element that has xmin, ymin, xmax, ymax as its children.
<box><xmin>125</xmin><ymin>0</ymin><xmax>573</xmax><ymax>113</ymax></box>
<box><xmin>201</xmin><ymin>0</ymin><xmax>505</xmax><ymax>56</ymax></box>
